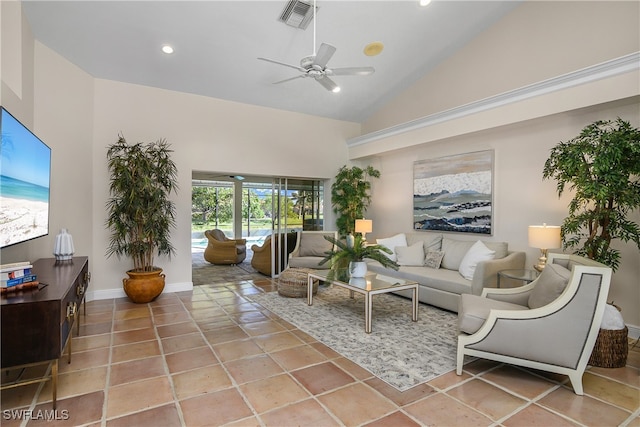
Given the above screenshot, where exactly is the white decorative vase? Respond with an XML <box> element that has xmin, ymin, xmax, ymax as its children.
<box><xmin>53</xmin><ymin>228</ymin><xmax>75</xmax><ymax>261</ymax></box>
<box><xmin>346</xmin><ymin>233</ymin><xmax>355</xmax><ymax>248</ymax></box>
<box><xmin>349</xmin><ymin>261</ymin><xmax>367</xmax><ymax>278</ymax></box>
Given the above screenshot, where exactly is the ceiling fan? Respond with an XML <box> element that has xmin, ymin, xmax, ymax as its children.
<box><xmin>257</xmin><ymin>1</ymin><xmax>375</xmax><ymax>93</ymax></box>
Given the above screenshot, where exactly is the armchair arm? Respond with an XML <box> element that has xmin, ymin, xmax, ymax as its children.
<box><xmin>481</xmin><ymin>282</ymin><xmax>535</xmax><ymax>306</ymax></box>
<box><xmin>251</xmin><ymin>242</ymin><xmax>269</xmax><ymax>253</ymax></box>
<box><xmin>471</xmin><ymin>251</ymin><xmax>525</xmax><ymax>295</ymax></box>
<box><xmin>289</xmin><ymin>233</ymin><xmax>302</xmax><ymax>259</ymax></box>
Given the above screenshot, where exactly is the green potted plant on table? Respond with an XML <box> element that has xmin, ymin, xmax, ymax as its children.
<box><xmin>331</xmin><ymin>165</ymin><xmax>380</xmax><ymax>237</ymax></box>
<box><xmin>106</xmin><ymin>135</ymin><xmax>178</xmax><ymax>303</ymax></box>
<box><xmin>319</xmin><ymin>234</ymin><xmax>399</xmax><ymax>278</ymax></box>
<box><xmin>543</xmin><ymin>117</ymin><xmax>640</xmax><ymax>368</ymax></box>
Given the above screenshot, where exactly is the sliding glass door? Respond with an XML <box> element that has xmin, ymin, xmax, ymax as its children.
<box><xmin>192</xmin><ymin>173</ymin><xmax>324</xmax><ymax>276</ymax></box>
<box><xmin>247</xmin><ymin>178</ymin><xmax>324</xmax><ymax>276</ymax></box>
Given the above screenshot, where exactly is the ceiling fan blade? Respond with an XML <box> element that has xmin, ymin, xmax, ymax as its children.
<box><xmin>328</xmin><ymin>67</ymin><xmax>375</xmax><ymax>76</ymax></box>
<box><xmin>257</xmin><ymin>57</ymin><xmax>306</xmax><ymax>72</ymax></box>
<box><xmin>316</xmin><ymin>75</ymin><xmax>339</xmax><ymax>92</ymax></box>
<box><xmin>273</xmin><ymin>75</ymin><xmax>306</xmax><ymax>85</ymax></box>
<box><xmin>313</xmin><ymin>43</ymin><xmax>336</xmax><ymax>69</ymax></box>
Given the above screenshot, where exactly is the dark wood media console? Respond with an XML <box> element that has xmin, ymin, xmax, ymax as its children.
<box><xmin>1</xmin><ymin>256</ymin><xmax>90</xmax><ymax>408</ymax></box>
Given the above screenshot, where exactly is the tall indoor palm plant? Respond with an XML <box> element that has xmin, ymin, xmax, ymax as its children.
<box><xmin>542</xmin><ymin>118</ymin><xmax>640</xmax><ymax>271</ymax></box>
<box><xmin>106</xmin><ymin>135</ymin><xmax>178</xmax><ymax>302</ymax></box>
<box><xmin>331</xmin><ymin>165</ymin><xmax>380</xmax><ymax>237</ymax></box>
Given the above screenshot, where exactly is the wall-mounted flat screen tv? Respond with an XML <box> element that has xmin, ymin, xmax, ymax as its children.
<box><xmin>0</xmin><ymin>107</ymin><xmax>51</xmax><ymax>248</ymax></box>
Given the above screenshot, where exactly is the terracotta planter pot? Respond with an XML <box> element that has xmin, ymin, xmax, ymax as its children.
<box><xmin>123</xmin><ymin>268</ymin><xmax>165</xmax><ymax>303</ymax></box>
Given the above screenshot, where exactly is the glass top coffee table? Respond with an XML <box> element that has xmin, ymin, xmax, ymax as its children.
<box><xmin>307</xmin><ymin>269</ymin><xmax>419</xmax><ymax>334</ymax></box>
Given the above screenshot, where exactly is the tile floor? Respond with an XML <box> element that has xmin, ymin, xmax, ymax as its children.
<box><xmin>1</xmin><ymin>277</ymin><xmax>639</xmax><ymax>427</ymax></box>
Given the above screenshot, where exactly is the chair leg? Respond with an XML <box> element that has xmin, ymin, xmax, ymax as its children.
<box><xmin>568</xmin><ymin>372</ymin><xmax>584</xmax><ymax>395</ymax></box>
<box><xmin>456</xmin><ymin>340</ymin><xmax>464</xmax><ymax>375</ymax></box>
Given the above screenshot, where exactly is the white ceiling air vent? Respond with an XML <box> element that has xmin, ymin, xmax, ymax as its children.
<box><xmin>278</xmin><ymin>0</ymin><xmax>316</xmax><ymax>30</ymax></box>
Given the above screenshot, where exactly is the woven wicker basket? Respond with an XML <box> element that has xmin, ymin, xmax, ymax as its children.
<box><xmin>588</xmin><ymin>326</ymin><xmax>628</xmax><ymax>368</ymax></box>
<box><xmin>277</xmin><ymin>268</ymin><xmax>318</xmax><ymax>298</ymax></box>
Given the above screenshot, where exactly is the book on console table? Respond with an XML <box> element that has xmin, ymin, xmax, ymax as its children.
<box><xmin>0</xmin><ymin>261</ymin><xmax>32</xmax><ymax>272</ymax></box>
<box><xmin>1</xmin><ymin>274</ymin><xmax>38</xmax><ymax>288</ymax></box>
<box><xmin>0</xmin><ymin>267</ymin><xmax>33</xmax><ymax>281</ymax></box>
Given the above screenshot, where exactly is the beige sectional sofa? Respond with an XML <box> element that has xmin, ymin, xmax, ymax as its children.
<box><xmin>366</xmin><ymin>232</ymin><xmax>526</xmax><ymax>312</ymax></box>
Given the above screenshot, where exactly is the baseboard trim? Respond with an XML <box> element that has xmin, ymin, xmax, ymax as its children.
<box><xmin>86</xmin><ymin>281</ymin><xmax>193</xmax><ymax>302</ymax></box>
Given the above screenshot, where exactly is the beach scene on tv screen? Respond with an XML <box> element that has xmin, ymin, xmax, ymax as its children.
<box><xmin>0</xmin><ymin>110</ymin><xmax>51</xmax><ymax>248</ymax></box>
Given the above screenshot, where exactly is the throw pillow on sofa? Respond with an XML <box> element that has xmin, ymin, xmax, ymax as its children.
<box><xmin>528</xmin><ymin>263</ymin><xmax>571</xmax><ymax>309</ymax></box>
<box><xmin>299</xmin><ymin>234</ymin><xmax>333</xmax><ymax>257</ymax></box>
<box><xmin>396</xmin><ymin>241</ymin><xmax>424</xmax><ymax>266</ymax></box>
<box><xmin>406</xmin><ymin>233</ymin><xmax>442</xmax><ymax>253</ymax></box>
<box><xmin>441</xmin><ymin>238</ymin><xmax>475</xmax><ymax>270</ymax></box>
<box><xmin>424</xmin><ymin>250</ymin><xmax>445</xmax><ymax>269</ymax></box>
<box><xmin>458</xmin><ymin>240</ymin><xmax>496</xmax><ymax>280</ymax></box>
<box><xmin>376</xmin><ymin>233</ymin><xmax>407</xmax><ymax>262</ymax></box>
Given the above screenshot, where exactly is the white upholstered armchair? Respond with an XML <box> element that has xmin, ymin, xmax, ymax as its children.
<box><xmin>456</xmin><ymin>253</ymin><xmax>612</xmax><ymax>395</ymax></box>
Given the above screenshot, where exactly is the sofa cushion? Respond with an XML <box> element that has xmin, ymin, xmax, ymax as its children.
<box><xmin>424</xmin><ymin>250</ymin><xmax>445</xmax><ymax>269</ymax></box>
<box><xmin>458</xmin><ymin>240</ymin><xmax>496</xmax><ymax>280</ymax></box>
<box><xmin>528</xmin><ymin>263</ymin><xmax>571</xmax><ymax>309</ymax></box>
<box><xmin>483</xmin><ymin>242</ymin><xmax>508</xmax><ymax>259</ymax></box>
<box><xmin>396</xmin><ymin>241</ymin><xmax>425</xmax><ymax>266</ymax></box>
<box><xmin>406</xmin><ymin>232</ymin><xmax>443</xmax><ymax>253</ymax></box>
<box><xmin>299</xmin><ymin>233</ymin><xmax>333</xmax><ymax>257</ymax></box>
<box><xmin>367</xmin><ymin>262</ymin><xmax>472</xmax><ymax>295</ymax></box>
<box><xmin>441</xmin><ymin>238</ymin><xmax>474</xmax><ymax>270</ymax></box>
<box><xmin>458</xmin><ymin>293</ymin><xmax>529</xmax><ymax>334</ymax></box>
<box><xmin>376</xmin><ymin>233</ymin><xmax>408</xmax><ymax>262</ymax></box>
<box><xmin>288</xmin><ymin>256</ymin><xmax>329</xmax><ymax>269</ymax></box>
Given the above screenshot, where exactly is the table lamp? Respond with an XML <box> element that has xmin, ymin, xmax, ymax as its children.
<box><xmin>528</xmin><ymin>224</ymin><xmax>561</xmax><ymax>271</ymax></box>
<box><xmin>355</xmin><ymin>219</ymin><xmax>373</xmax><ymax>242</ymax></box>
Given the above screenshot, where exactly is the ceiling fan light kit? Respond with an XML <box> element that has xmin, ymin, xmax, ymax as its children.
<box><xmin>259</xmin><ymin>0</ymin><xmax>375</xmax><ymax>93</ymax></box>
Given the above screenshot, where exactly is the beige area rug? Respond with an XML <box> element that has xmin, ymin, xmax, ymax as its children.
<box><xmin>249</xmin><ymin>285</ymin><xmax>467</xmax><ymax>391</ymax></box>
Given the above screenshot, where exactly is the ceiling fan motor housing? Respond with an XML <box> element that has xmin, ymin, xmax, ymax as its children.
<box><xmin>300</xmin><ymin>56</ymin><xmax>316</xmax><ymax>70</ymax></box>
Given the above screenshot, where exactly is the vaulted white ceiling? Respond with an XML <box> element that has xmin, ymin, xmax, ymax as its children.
<box><xmin>22</xmin><ymin>1</ymin><xmax>520</xmax><ymax>123</ymax></box>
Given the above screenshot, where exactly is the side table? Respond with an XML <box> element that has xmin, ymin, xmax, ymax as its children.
<box><xmin>497</xmin><ymin>269</ymin><xmax>538</xmax><ymax>288</ymax></box>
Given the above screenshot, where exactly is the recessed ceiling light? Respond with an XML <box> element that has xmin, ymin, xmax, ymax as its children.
<box><xmin>161</xmin><ymin>45</ymin><xmax>174</xmax><ymax>54</ymax></box>
<box><xmin>332</xmin><ymin>86</ymin><xmax>341</xmax><ymax>93</ymax></box>
<box><xmin>419</xmin><ymin>0</ymin><xmax>432</xmax><ymax>6</ymax></box>
<box><xmin>364</xmin><ymin>42</ymin><xmax>384</xmax><ymax>57</ymax></box>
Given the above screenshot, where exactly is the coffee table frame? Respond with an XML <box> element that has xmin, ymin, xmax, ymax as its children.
<box><xmin>307</xmin><ymin>270</ymin><xmax>419</xmax><ymax>334</ymax></box>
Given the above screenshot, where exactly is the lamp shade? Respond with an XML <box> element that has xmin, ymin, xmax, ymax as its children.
<box><xmin>528</xmin><ymin>224</ymin><xmax>561</xmax><ymax>249</ymax></box>
<box><xmin>355</xmin><ymin>219</ymin><xmax>373</xmax><ymax>234</ymax></box>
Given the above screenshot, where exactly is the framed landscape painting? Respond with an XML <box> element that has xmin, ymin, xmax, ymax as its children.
<box><xmin>413</xmin><ymin>150</ymin><xmax>494</xmax><ymax>235</ymax></box>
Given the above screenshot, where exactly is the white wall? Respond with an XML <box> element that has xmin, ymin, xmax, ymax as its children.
<box><xmin>351</xmin><ymin>1</ymin><xmax>640</xmax><ymax>328</ymax></box>
<box><xmin>363</xmin><ymin>1</ymin><xmax>640</xmax><ymax>134</ymax></box>
<box><xmin>360</xmin><ymin>99</ymin><xmax>640</xmax><ymax>328</ymax></box>
<box><xmin>90</xmin><ymin>79</ymin><xmax>359</xmax><ymax>298</ymax></box>
<box><xmin>2</xmin><ymin>1</ymin><xmax>638</xmax><ymax>331</ymax></box>
<box><xmin>1</xmin><ymin>3</ymin><xmax>94</xmax><ymax>267</ymax></box>
<box><xmin>1</xmin><ymin>2</ymin><xmax>359</xmax><ymax>299</ymax></box>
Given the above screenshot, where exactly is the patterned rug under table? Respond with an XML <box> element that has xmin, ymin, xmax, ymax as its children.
<box><xmin>249</xmin><ymin>284</ymin><xmax>466</xmax><ymax>391</ymax></box>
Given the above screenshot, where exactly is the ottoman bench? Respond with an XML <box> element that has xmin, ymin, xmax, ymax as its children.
<box><xmin>278</xmin><ymin>268</ymin><xmax>318</xmax><ymax>298</ymax></box>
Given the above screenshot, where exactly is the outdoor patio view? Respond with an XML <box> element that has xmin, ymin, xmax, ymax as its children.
<box><xmin>191</xmin><ymin>178</ymin><xmax>324</xmax><ymax>253</ymax></box>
